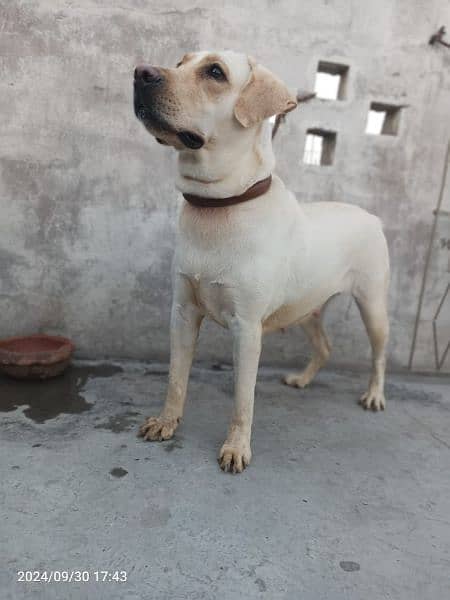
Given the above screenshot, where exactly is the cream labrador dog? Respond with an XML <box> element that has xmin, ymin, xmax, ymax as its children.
<box><xmin>134</xmin><ymin>51</ymin><xmax>390</xmax><ymax>473</ymax></box>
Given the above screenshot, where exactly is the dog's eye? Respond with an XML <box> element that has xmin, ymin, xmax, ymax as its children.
<box><xmin>176</xmin><ymin>61</ymin><xmax>182</xmax><ymax>68</ymax></box>
<box><xmin>206</xmin><ymin>63</ymin><xmax>226</xmax><ymax>81</ymax></box>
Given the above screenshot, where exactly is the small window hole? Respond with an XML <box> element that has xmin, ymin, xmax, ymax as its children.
<box><xmin>314</xmin><ymin>61</ymin><xmax>349</xmax><ymax>100</ymax></box>
<box><xmin>303</xmin><ymin>129</ymin><xmax>337</xmax><ymax>166</ymax></box>
<box><xmin>366</xmin><ymin>102</ymin><xmax>402</xmax><ymax>135</ymax></box>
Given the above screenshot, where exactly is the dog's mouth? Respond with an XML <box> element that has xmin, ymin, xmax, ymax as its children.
<box><xmin>176</xmin><ymin>131</ymin><xmax>205</xmax><ymax>150</ymax></box>
<box><xmin>135</xmin><ymin>106</ymin><xmax>205</xmax><ymax>151</ymax></box>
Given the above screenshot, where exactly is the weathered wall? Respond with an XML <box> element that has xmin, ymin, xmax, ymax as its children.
<box><xmin>1</xmin><ymin>0</ymin><xmax>449</xmax><ymax>371</ymax></box>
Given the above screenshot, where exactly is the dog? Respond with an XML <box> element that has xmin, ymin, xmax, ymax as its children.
<box><xmin>133</xmin><ymin>51</ymin><xmax>390</xmax><ymax>473</ymax></box>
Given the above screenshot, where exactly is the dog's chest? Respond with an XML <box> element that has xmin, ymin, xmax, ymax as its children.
<box><xmin>174</xmin><ymin>200</ymin><xmax>338</xmax><ymax>327</ymax></box>
<box><xmin>176</xmin><ymin>258</ymin><xmax>245</xmax><ymax>326</ymax></box>
<box><xmin>175</xmin><ymin>209</ymin><xmax>271</xmax><ymax>313</ymax></box>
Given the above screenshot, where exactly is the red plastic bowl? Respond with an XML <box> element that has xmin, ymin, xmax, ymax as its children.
<box><xmin>0</xmin><ymin>334</ymin><xmax>75</xmax><ymax>379</ymax></box>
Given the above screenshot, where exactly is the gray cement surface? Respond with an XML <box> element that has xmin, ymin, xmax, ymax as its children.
<box><xmin>1</xmin><ymin>362</ymin><xmax>449</xmax><ymax>599</ymax></box>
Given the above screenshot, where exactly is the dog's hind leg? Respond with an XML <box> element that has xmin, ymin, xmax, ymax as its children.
<box><xmin>354</xmin><ymin>290</ymin><xmax>389</xmax><ymax>411</ymax></box>
<box><xmin>284</xmin><ymin>311</ymin><xmax>331</xmax><ymax>388</ymax></box>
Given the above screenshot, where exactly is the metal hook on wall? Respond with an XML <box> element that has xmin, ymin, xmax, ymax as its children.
<box><xmin>429</xmin><ymin>26</ymin><xmax>450</xmax><ymax>48</ymax></box>
<box><xmin>272</xmin><ymin>90</ymin><xmax>316</xmax><ymax>139</ymax></box>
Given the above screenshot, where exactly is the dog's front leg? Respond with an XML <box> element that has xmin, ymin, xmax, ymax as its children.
<box><xmin>219</xmin><ymin>317</ymin><xmax>262</xmax><ymax>473</ymax></box>
<box><xmin>139</xmin><ymin>296</ymin><xmax>203</xmax><ymax>442</ymax></box>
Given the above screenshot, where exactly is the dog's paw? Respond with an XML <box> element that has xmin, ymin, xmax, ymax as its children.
<box><xmin>218</xmin><ymin>442</ymin><xmax>252</xmax><ymax>474</ymax></box>
<box><xmin>359</xmin><ymin>390</ymin><xmax>385</xmax><ymax>411</ymax></box>
<box><xmin>283</xmin><ymin>371</ymin><xmax>312</xmax><ymax>388</ymax></box>
<box><xmin>138</xmin><ymin>416</ymin><xmax>179</xmax><ymax>441</ymax></box>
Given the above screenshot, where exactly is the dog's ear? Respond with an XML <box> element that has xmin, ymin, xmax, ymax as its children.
<box><xmin>234</xmin><ymin>58</ymin><xmax>297</xmax><ymax>128</ymax></box>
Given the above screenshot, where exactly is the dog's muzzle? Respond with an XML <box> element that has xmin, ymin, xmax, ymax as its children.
<box><xmin>133</xmin><ymin>65</ymin><xmax>205</xmax><ymax>150</ymax></box>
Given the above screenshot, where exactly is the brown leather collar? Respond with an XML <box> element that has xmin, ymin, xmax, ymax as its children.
<box><xmin>183</xmin><ymin>175</ymin><xmax>272</xmax><ymax>208</ymax></box>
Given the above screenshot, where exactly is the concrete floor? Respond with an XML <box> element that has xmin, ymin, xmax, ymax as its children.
<box><xmin>1</xmin><ymin>361</ymin><xmax>449</xmax><ymax>600</ymax></box>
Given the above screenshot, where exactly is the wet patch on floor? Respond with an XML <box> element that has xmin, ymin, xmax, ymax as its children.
<box><xmin>339</xmin><ymin>561</ymin><xmax>360</xmax><ymax>572</ymax></box>
<box><xmin>211</xmin><ymin>363</ymin><xmax>233</xmax><ymax>372</ymax></box>
<box><xmin>0</xmin><ymin>364</ymin><xmax>123</xmax><ymax>423</ymax></box>
<box><xmin>110</xmin><ymin>467</ymin><xmax>128</xmax><ymax>478</ymax></box>
<box><xmin>163</xmin><ymin>438</ymin><xmax>184</xmax><ymax>452</ymax></box>
<box><xmin>385</xmin><ymin>382</ymin><xmax>445</xmax><ymax>408</ymax></box>
<box><xmin>94</xmin><ymin>410</ymin><xmax>140</xmax><ymax>433</ymax></box>
<box><xmin>255</xmin><ymin>578</ymin><xmax>267</xmax><ymax>592</ymax></box>
<box><xmin>144</xmin><ymin>368</ymin><xmax>168</xmax><ymax>376</ymax></box>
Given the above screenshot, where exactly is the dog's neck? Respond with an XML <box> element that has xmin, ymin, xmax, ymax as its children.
<box><xmin>174</xmin><ymin>120</ymin><xmax>275</xmax><ymax>199</ymax></box>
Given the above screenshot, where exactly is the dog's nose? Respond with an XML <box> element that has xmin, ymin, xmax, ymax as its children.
<box><xmin>134</xmin><ymin>64</ymin><xmax>163</xmax><ymax>85</ymax></box>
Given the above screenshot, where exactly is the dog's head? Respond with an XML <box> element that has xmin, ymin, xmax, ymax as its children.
<box><xmin>133</xmin><ymin>51</ymin><xmax>297</xmax><ymax>151</ymax></box>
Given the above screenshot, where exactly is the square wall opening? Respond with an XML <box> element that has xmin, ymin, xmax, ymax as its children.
<box><xmin>366</xmin><ymin>102</ymin><xmax>402</xmax><ymax>135</ymax></box>
<box><xmin>314</xmin><ymin>61</ymin><xmax>349</xmax><ymax>100</ymax></box>
<box><xmin>303</xmin><ymin>129</ymin><xmax>337</xmax><ymax>166</ymax></box>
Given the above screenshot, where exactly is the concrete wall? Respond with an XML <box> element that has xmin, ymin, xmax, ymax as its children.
<box><xmin>1</xmin><ymin>0</ymin><xmax>450</xmax><ymax>371</ymax></box>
